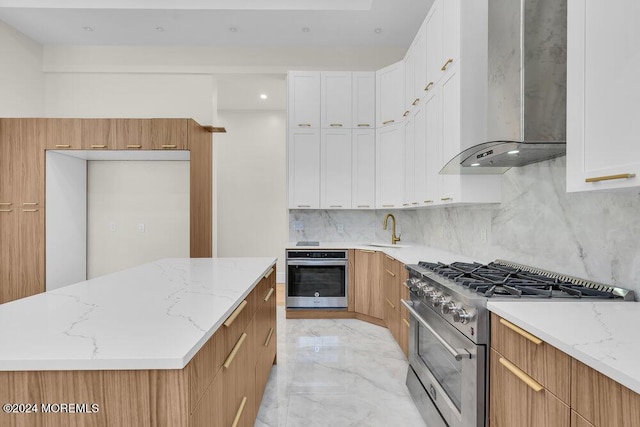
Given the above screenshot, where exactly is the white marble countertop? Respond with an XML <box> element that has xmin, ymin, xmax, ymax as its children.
<box><xmin>286</xmin><ymin>241</ymin><xmax>484</xmax><ymax>266</ymax></box>
<box><xmin>0</xmin><ymin>257</ymin><xmax>276</xmax><ymax>371</ymax></box>
<box><xmin>488</xmin><ymin>301</ymin><xmax>640</xmax><ymax>395</ymax></box>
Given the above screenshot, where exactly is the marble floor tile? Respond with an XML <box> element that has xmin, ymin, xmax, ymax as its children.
<box><xmin>255</xmin><ymin>307</ymin><xmax>426</xmax><ymax>427</ymax></box>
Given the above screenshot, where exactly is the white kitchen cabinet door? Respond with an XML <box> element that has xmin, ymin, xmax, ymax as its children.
<box><xmin>440</xmin><ymin>65</ymin><xmax>461</xmax><ymax>203</ymax></box>
<box><xmin>376</xmin><ymin>123</ymin><xmax>404</xmax><ymax>209</ymax></box>
<box><xmin>321</xmin><ymin>129</ymin><xmax>352</xmax><ymax>209</ymax></box>
<box><xmin>287</xmin><ymin>71</ymin><xmax>320</xmax><ymax>129</ymax></box>
<box><xmin>441</xmin><ymin>0</ymin><xmax>460</xmax><ymax>75</ymax></box>
<box><xmin>567</xmin><ymin>0</ymin><xmax>640</xmax><ymax>192</ymax></box>
<box><xmin>321</xmin><ymin>72</ymin><xmax>352</xmax><ymax>129</ymax></box>
<box><xmin>412</xmin><ymin>20</ymin><xmax>428</xmax><ymax>106</ymax></box>
<box><xmin>376</xmin><ymin>61</ymin><xmax>405</xmax><ymax>127</ymax></box>
<box><xmin>403</xmin><ymin>114</ymin><xmax>415</xmax><ymax>208</ymax></box>
<box><xmin>352</xmin><ymin>129</ymin><xmax>375</xmax><ymax>209</ymax></box>
<box><xmin>404</xmin><ymin>46</ymin><xmax>416</xmax><ymax>117</ymax></box>
<box><xmin>288</xmin><ymin>128</ymin><xmax>320</xmax><ymax>209</ymax></box>
<box><xmin>424</xmin><ymin>85</ymin><xmax>442</xmax><ymax>206</ymax></box>
<box><xmin>352</xmin><ymin>72</ymin><xmax>376</xmax><ymax>129</ymax></box>
<box><xmin>412</xmin><ymin>102</ymin><xmax>427</xmax><ymax>207</ymax></box>
<box><xmin>425</xmin><ymin>0</ymin><xmax>443</xmax><ymax>88</ymax></box>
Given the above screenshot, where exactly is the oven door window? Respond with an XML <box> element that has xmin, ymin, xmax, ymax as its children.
<box><xmin>417</xmin><ymin>322</ymin><xmax>463</xmax><ymax>411</ymax></box>
<box><xmin>287</xmin><ymin>264</ymin><xmax>346</xmax><ymax>297</ymax></box>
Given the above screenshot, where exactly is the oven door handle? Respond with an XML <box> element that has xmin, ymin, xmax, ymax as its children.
<box><xmin>287</xmin><ymin>260</ymin><xmax>348</xmax><ymax>266</ymax></box>
<box><xmin>402</xmin><ymin>300</ymin><xmax>472</xmax><ymax>361</ymax></box>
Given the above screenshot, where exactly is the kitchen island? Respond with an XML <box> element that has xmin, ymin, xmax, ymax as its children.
<box><xmin>0</xmin><ymin>257</ymin><xmax>278</xmax><ymax>427</ymax></box>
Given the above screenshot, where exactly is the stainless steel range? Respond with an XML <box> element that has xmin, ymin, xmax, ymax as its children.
<box><xmin>402</xmin><ymin>259</ymin><xmax>635</xmax><ymax>427</ymax></box>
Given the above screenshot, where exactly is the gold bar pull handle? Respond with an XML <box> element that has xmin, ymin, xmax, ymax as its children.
<box><xmin>223</xmin><ymin>300</ymin><xmax>248</xmax><ymax>328</ymax></box>
<box><xmin>264</xmin><ymin>327</ymin><xmax>275</xmax><ymax>347</ymax></box>
<box><xmin>441</xmin><ymin>197</ymin><xmax>452</xmax><ymax>201</ymax></box>
<box><xmin>585</xmin><ymin>173</ymin><xmax>636</xmax><ymax>183</ymax></box>
<box><xmin>499</xmin><ymin>318</ymin><xmax>542</xmax><ymax>345</ymax></box>
<box><xmin>356</xmin><ymin>205</ymin><xmax>370</xmax><ymax>208</ymax></box>
<box><xmin>403</xmin><ymin>318</ymin><xmax>410</xmax><ymax>327</ymax></box>
<box><xmin>403</xmin><ymin>110</ymin><xmax>410</xmax><ymax>117</ymax></box>
<box><xmin>55</xmin><ymin>144</ymin><xmax>71</xmax><ymax>148</ymax></box>
<box><xmin>0</xmin><ymin>203</ymin><xmax>11</xmax><ymax>205</ymax></box>
<box><xmin>360</xmin><ymin>249</ymin><xmax>376</xmax><ymax>253</ymax></box>
<box><xmin>499</xmin><ymin>357</ymin><xmax>544</xmax><ymax>392</ymax></box>
<box><xmin>298</xmin><ymin>123</ymin><xmax>312</xmax><ymax>127</ymax></box>
<box><xmin>357</xmin><ymin>123</ymin><xmax>370</xmax><ymax>127</ymax></box>
<box><xmin>223</xmin><ymin>332</ymin><xmax>247</xmax><ymax>369</ymax></box>
<box><xmin>22</xmin><ymin>209</ymin><xmax>38</xmax><ymax>212</ymax></box>
<box><xmin>0</xmin><ymin>203</ymin><xmax>12</xmax><ymax>212</ymax></box>
<box><xmin>264</xmin><ymin>287</ymin><xmax>275</xmax><ymax>302</ymax></box>
<box><xmin>264</xmin><ymin>268</ymin><xmax>274</xmax><ymax>279</ymax></box>
<box><xmin>126</xmin><ymin>144</ymin><xmax>142</xmax><ymax>149</ymax></box>
<box><xmin>231</xmin><ymin>396</ymin><xmax>248</xmax><ymax>427</ymax></box>
<box><xmin>412</xmin><ymin>98</ymin><xmax>420</xmax><ymax>106</ymax></box>
<box><xmin>424</xmin><ymin>82</ymin><xmax>434</xmax><ymax>92</ymax></box>
<box><xmin>329</xmin><ymin>205</ymin><xmax>343</xmax><ymax>208</ymax></box>
<box><xmin>424</xmin><ymin>200</ymin><xmax>434</xmax><ymax>203</ymax></box>
<box><xmin>385</xmin><ymin>298</ymin><xmax>396</xmax><ymax>309</ymax></box>
<box><xmin>297</xmin><ymin>205</ymin><xmax>311</xmax><ymax>208</ymax></box>
<box><xmin>329</xmin><ymin>123</ymin><xmax>343</xmax><ymax>127</ymax></box>
<box><xmin>382</xmin><ymin>120</ymin><xmax>395</xmax><ymax>125</ymax></box>
<box><xmin>161</xmin><ymin>144</ymin><xmax>177</xmax><ymax>149</ymax></box>
<box><xmin>382</xmin><ymin>204</ymin><xmax>394</xmax><ymax>208</ymax></box>
<box><xmin>441</xmin><ymin>58</ymin><xmax>454</xmax><ymax>71</ymax></box>
<box><xmin>0</xmin><ymin>210</ymin><xmax>11</xmax><ymax>213</ymax></box>
<box><xmin>22</xmin><ymin>202</ymin><xmax>38</xmax><ymax>206</ymax></box>
<box><xmin>386</xmin><ymin>269</ymin><xmax>396</xmax><ymax>277</ymax></box>
<box><xmin>91</xmin><ymin>145</ymin><xmax>106</xmax><ymax>149</ymax></box>
<box><xmin>412</xmin><ymin>202</ymin><xmax>419</xmax><ymax>205</ymax></box>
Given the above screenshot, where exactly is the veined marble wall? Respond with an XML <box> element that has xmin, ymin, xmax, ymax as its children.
<box><xmin>289</xmin><ymin>157</ymin><xmax>640</xmax><ymax>296</ymax></box>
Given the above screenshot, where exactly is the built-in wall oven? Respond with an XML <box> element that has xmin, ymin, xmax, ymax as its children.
<box><xmin>286</xmin><ymin>250</ymin><xmax>348</xmax><ymax>309</ymax></box>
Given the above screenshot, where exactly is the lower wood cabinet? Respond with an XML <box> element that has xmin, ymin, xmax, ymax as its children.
<box><xmin>353</xmin><ymin>249</ymin><xmax>383</xmax><ymax>319</ymax></box>
<box><xmin>399</xmin><ymin>277</ymin><xmax>410</xmax><ymax>358</ymax></box>
<box><xmin>382</xmin><ymin>254</ymin><xmax>402</xmax><ymax>346</ymax></box>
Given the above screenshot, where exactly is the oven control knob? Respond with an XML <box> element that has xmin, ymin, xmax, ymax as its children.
<box><xmin>452</xmin><ymin>308</ymin><xmax>472</xmax><ymax>324</ymax></box>
<box><xmin>432</xmin><ymin>295</ymin><xmax>447</xmax><ymax>308</ymax></box>
<box><xmin>441</xmin><ymin>301</ymin><xmax>457</xmax><ymax>315</ymax></box>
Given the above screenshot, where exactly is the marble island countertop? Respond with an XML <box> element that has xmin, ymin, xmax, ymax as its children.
<box><xmin>0</xmin><ymin>257</ymin><xmax>276</xmax><ymax>371</ymax></box>
<box><xmin>488</xmin><ymin>301</ymin><xmax>640</xmax><ymax>395</ymax></box>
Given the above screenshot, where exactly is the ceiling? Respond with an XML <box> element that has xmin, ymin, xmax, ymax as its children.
<box><xmin>0</xmin><ymin>0</ymin><xmax>431</xmax><ymax>47</ymax></box>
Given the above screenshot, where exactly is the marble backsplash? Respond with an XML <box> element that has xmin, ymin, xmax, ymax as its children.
<box><xmin>289</xmin><ymin>157</ymin><xmax>640</xmax><ymax>296</ymax></box>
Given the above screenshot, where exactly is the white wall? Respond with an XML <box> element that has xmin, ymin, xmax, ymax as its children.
<box><xmin>215</xmin><ymin>110</ymin><xmax>287</xmax><ymax>281</ymax></box>
<box><xmin>87</xmin><ymin>161</ymin><xmax>190</xmax><ymax>278</ymax></box>
<box><xmin>0</xmin><ymin>21</ymin><xmax>44</xmax><ymax>116</ymax></box>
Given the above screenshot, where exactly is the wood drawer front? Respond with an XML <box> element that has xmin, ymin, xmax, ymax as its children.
<box><xmin>571</xmin><ymin>358</ymin><xmax>640</xmax><ymax>427</ymax></box>
<box><xmin>188</xmin><ymin>327</ymin><xmax>226</xmax><ymax>412</ymax></box>
<box><xmin>571</xmin><ymin>410</ymin><xmax>595</xmax><ymax>427</ymax></box>
<box><xmin>190</xmin><ymin>368</ymin><xmax>224</xmax><ymax>427</ymax></box>
<box><xmin>490</xmin><ymin>349</ymin><xmax>570</xmax><ymax>427</ymax></box>
<box><xmin>382</xmin><ymin>254</ymin><xmax>399</xmax><ymax>276</ymax></box>
<box><xmin>491</xmin><ymin>313</ymin><xmax>571</xmax><ymax>403</ymax></box>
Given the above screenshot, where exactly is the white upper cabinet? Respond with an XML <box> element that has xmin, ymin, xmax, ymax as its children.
<box><xmin>376</xmin><ymin>123</ymin><xmax>404</xmax><ymax>208</ymax></box>
<box><xmin>288</xmin><ymin>71</ymin><xmax>321</xmax><ymax>129</ymax></box>
<box><xmin>425</xmin><ymin>0</ymin><xmax>443</xmax><ymax>88</ymax></box>
<box><xmin>412</xmin><ymin>101</ymin><xmax>427</xmax><ymax>207</ymax></box>
<box><xmin>424</xmin><ymin>85</ymin><xmax>442</xmax><ymax>205</ymax></box>
<box><xmin>404</xmin><ymin>47</ymin><xmax>416</xmax><ymax>116</ymax></box>
<box><xmin>288</xmin><ymin>128</ymin><xmax>321</xmax><ymax>209</ymax></box>
<box><xmin>351</xmin><ymin>129</ymin><xmax>376</xmax><ymax>209</ymax></box>
<box><xmin>442</xmin><ymin>0</ymin><xmax>461</xmax><ymax>72</ymax></box>
<box><xmin>567</xmin><ymin>0</ymin><xmax>640</xmax><ymax>192</ymax></box>
<box><xmin>352</xmin><ymin>72</ymin><xmax>376</xmax><ymax>129</ymax></box>
<box><xmin>321</xmin><ymin>72</ymin><xmax>352</xmax><ymax>129</ymax></box>
<box><xmin>321</xmin><ymin>129</ymin><xmax>352</xmax><ymax>209</ymax></box>
<box><xmin>412</xmin><ymin>21</ymin><xmax>428</xmax><ymax>105</ymax></box>
<box><xmin>403</xmin><ymin>113</ymin><xmax>415</xmax><ymax>207</ymax></box>
<box><xmin>376</xmin><ymin>61</ymin><xmax>405</xmax><ymax>127</ymax></box>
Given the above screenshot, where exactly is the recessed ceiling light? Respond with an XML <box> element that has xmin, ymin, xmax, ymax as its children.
<box><xmin>508</xmin><ymin>149</ymin><xmax>520</xmax><ymax>154</ymax></box>
<box><xmin>155</xmin><ymin>26</ymin><xmax>165</xmax><ymax>32</ymax></box>
<box><xmin>83</xmin><ymin>26</ymin><xmax>94</xmax><ymax>32</ymax></box>
<box><xmin>260</xmin><ymin>94</ymin><xmax>268</xmax><ymax>100</ymax></box>
<box><xmin>471</xmin><ymin>163</ymin><xmax>480</xmax><ymax>167</ymax></box>
<box><xmin>302</xmin><ymin>27</ymin><xmax>310</xmax><ymax>33</ymax></box>
<box><xmin>229</xmin><ymin>27</ymin><xmax>238</xmax><ymax>32</ymax></box>
<box><xmin>374</xmin><ymin>28</ymin><xmax>383</xmax><ymax>34</ymax></box>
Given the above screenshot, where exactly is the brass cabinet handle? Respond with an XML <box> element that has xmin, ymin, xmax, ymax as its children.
<box><xmin>161</xmin><ymin>144</ymin><xmax>177</xmax><ymax>149</ymax></box>
<box><xmin>127</xmin><ymin>144</ymin><xmax>142</xmax><ymax>149</ymax></box>
<box><xmin>329</xmin><ymin>124</ymin><xmax>343</xmax><ymax>127</ymax></box>
<box><xmin>441</xmin><ymin>197</ymin><xmax>452</xmax><ymax>201</ymax></box>
<box><xmin>403</xmin><ymin>110</ymin><xmax>410</xmax><ymax>117</ymax></box>
<box><xmin>360</xmin><ymin>249</ymin><xmax>376</xmax><ymax>253</ymax></box>
<box><xmin>231</xmin><ymin>396</ymin><xmax>248</xmax><ymax>427</ymax></box>
<box><xmin>264</xmin><ymin>327</ymin><xmax>275</xmax><ymax>347</ymax></box>
<box><xmin>298</xmin><ymin>123</ymin><xmax>312</xmax><ymax>127</ymax></box>
<box><xmin>402</xmin><ymin>203</ymin><xmax>410</xmax><ymax>206</ymax></box>
<box><xmin>382</xmin><ymin>204</ymin><xmax>394</xmax><ymax>207</ymax></box>
<box><xmin>91</xmin><ymin>145</ymin><xmax>106</xmax><ymax>149</ymax></box>
<box><xmin>22</xmin><ymin>209</ymin><xmax>38</xmax><ymax>212</ymax></box>
<box><xmin>0</xmin><ymin>210</ymin><xmax>11</xmax><ymax>213</ymax></box>
<box><xmin>0</xmin><ymin>203</ymin><xmax>11</xmax><ymax>205</ymax></box>
<box><xmin>424</xmin><ymin>82</ymin><xmax>434</xmax><ymax>92</ymax></box>
<box><xmin>386</xmin><ymin>269</ymin><xmax>396</xmax><ymax>277</ymax></box>
<box><xmin>265</xmin><ymin>268</ymin><xmax>274</xmax><ymax>279</ymax></box>
<box><xmin>297</xmin><ymin>205</ymin><xmax>311</xmax><ymax>208</ymax></box>
<box><xmin>385</xmin><ymin>298</ymin><xmax>396</xmax><ymax>309</ymax></box>
<box><xmin>585</xmin><ymin>173</ymin><xmax>636</xmax><ymax>183</ymax></box>
<box><xmin>499</xmin><ymin>357</ymin><xmax>543</xmax><ymax>392</ymax></box>
<box><xmin>499</xmin><ymin>318</ymin><xmax>542</xmax><ymax>345</ymax></box>
<box><xmin>22</xmin><ymin>202</ymin><xmax>37</xmax><ymax>206</ymax></box>
<box><xmin>412</xmin><ymin>98</ymin><xmax>420</xmax><ymax>106</ymax></box>
<box><xmin>424</xmin><ymin>200</ymin><xmax>434</xmax><ymax>203</ymax></box>
<box><xmin>329</xmin><ymin>205</ymin><xmax>343</xmax><ymax>208</ymax></box>
<box><xmin>403</xmin><ymin>318</ymin><xmax>410</xmax><ymax>327</ymax></box>
<box><xmin>357</xmin><ymin>205</ymin><xmax>370</xmax><ymax>208</ymax></box>
<box><xmin>223</xmin><ymin>300</ymin><xmax>248</xmax><ymax>327</ymax></box>
<box><xmin>264</xmin><ymin>287</ymin><xmax>275</xmax><ymax>302</ymax></box>
<box><xmin>441</xmin><ymin>58</ymin><xmax>454</xmax><ymax>71</ymax></box>
<box><xmin>223</xmin><ymin>332</ymin><xmax>247</xmax><ymax>369</ymax></box>
<box><xmin>55</xmin><ymin>144</ymin><xmax>71</xmax><ymax>148</ymax></box>
<box><xmin>382</xmin><ymin>120</ymin><xmax>395</xmax><ymax>125</ymax></box>
<box><xmin>357</xmin><ymin>123</ymin><xmax>370</xmax><ymax>127</ymax></box>
<box><xmin>412</xmin><ymin>202</ymin><xmax>419</xmax><ymax>205</ymax></box>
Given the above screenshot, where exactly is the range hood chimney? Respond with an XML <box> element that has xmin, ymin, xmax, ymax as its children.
<box><xmin>441</xmin><ymin>0</ymin><xmax>567</xmax><ymax>175</ymax></box>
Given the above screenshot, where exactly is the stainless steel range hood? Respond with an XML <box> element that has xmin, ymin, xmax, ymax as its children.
<box><xmin>441</xmin><ymin>0</ymin><xmax>567</xmax><ymax>175</ymax></box>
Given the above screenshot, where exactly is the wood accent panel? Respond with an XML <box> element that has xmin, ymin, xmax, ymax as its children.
<box><xmin>151</xmin><ymin>119</ymin><xmax>188</xmax><ymax>150</ymax></box>
<box><xmin>82</xmin><ymin>119</ymin><xmax>116</xmax><ymax>150</ymax></box>
<box><xmin>491</xmin><ymin>313</ymin><xmax>571</xmax><ymax>403</ymax></box>
<box><xmin>45</xmin><ymin>118</ymin><xmax>82</xmax><ymax>149</ymax></box>
<box><xmin>353</xmin><ymin>250</ymin><xmax>383</xmax><ymax>319</ymax></box>
<box><xmin>348</xmin><ymin>249</ymin><xmax>355</xmax><ymax>311</ymax></box>
<box><xmin>571</xmin><ymin>410</ymin><xmax>595</xmax><ymax>427</ymax></box>
<box><xmin>187</xmin><ymin>119</ymin><xmax>212</xmax><ymax>257</ymax></box>
<box><xmin>188</xmin><ymin>327</ymin><xmax>226</xmax><ymax>412</ymax></box>
<box><xmin>490</xmin><ymin>348</ymin><xmax>570</xmax><ymax>427</ymax></box>
<box><xmin>115</xmin><ymin>119</ymin><xmax>151</xmax><ymax>149</ymax></box>
<box><xmin>571</xmin><ymin>358</ymin><xmax>640</xmax><ymax>427</ymax></box>
<box><xmin>0</xmin><ymin>370</ymin><xmax>189</xmax><ymax>427</ymax></box>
